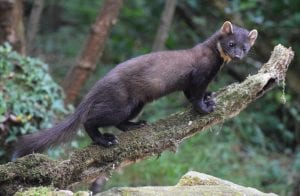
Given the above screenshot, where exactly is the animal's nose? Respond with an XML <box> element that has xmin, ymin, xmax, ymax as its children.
<box><xmin>233</xmin><ymin>54</ymin><xmax>242</xmax><ymax>60</ymax></box>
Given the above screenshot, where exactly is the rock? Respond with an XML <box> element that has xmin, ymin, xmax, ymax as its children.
<box><xmin>177</xmin><ymin>171</ymin><xmax>278</xmax><ymax>196</ymax></box>
<box><xmin>49</xmin><ymin>190</ymin><xmax>74</xmax><ymax>196</ymax></box>
<box><xmin>47</xmin><ymin>190</ymin><xmax>91</xmax><ymax>196</ymax></box>
<box><xmin>74</xmin><ymin>191</ymin><xmax>91</xmax><ymax>196</ymax></box>
<box><xmin>98</xmin><ymin>185</ymin><xmax>249</xmax><ymax>196</ymax></box>
<box><xmin>98</xmin><ymin>171</ymin><xmax>278</xmax><ymax>196</ymax></box>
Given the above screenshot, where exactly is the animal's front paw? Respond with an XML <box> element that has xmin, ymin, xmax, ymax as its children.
<box><xmin>203</xmin><ymin>91</ymin><xmax>216</xmax><ymax>102</ymax></box>
<box><xmin>194</xmin><ymin>98</ymin><xmax>216</xmax><ymax>114</ymax></box>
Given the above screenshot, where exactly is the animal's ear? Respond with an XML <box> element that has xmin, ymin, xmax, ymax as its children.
<box><xmin>248</xmin><ymin>29</ymin><xmax>258</xmax><ymax>46</ymax></box>
<box><xmin>221</xmin><ymin>21</ymin><xmax>233</xmax><ymax>34</ymax></box>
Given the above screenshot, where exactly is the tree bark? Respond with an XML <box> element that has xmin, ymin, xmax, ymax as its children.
<box><xmin>63</xmin><ymin>0</ymin><xmax>123</xmax><ymax>104</ymax></box>
<box><xmin>26</xmin><ymin>0</ymin><xmax>44</xmax><ymax>55</ymax></box>
<box><xmin>0</xmin><ymin>45</ymin><xmax>294</xmax><ymax>195</ymax></box>
<box><xmin>0</xmin><ymin>0</ymin><xmax>26</xmax><ymax>55</ymax></box>
<box><xmin>152</xmin><ymin>0</ymin><xmax>177</xmax><ymax>52</ymax></box>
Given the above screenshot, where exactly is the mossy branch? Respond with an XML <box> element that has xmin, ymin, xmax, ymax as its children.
<box><xmin>0</xmin><ymin>44</ymin><xmax>294</xmax><ymax>195</ymax></box>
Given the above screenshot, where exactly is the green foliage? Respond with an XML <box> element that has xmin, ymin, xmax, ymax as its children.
<box><xmin>61</xmin><ymin>0</ymin><xmax>101</xmax><ymax>24</ymax></box>
<box><xmin>0</xmin><ymin>44</ymin><xmax>70</xmax><ymax>162</ymax></box>
<box><xmin>293</xmin><ymin>150</ymin><xmax>300</xmax><ymax>171</ymax></box>
<box><xmin>14</xmin><ymin>186</ymin><xmax>53</xmax><ymax>196</ymax></box>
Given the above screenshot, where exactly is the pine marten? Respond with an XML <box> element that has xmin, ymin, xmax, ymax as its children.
<box><xmin>13</xmin><ymin>21</ymin><xmax>257</xmax><ymax>159</ymax></box>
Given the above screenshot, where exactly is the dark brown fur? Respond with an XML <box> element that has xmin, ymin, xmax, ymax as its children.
<box><xmin>13</xmin><ymin>22</ymin><xmax>257</xmax><ymax>159</ymax></box>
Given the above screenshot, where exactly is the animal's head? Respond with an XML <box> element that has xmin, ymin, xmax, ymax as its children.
<box><xmin>218</xmin><ymin>21</ymin><xmax>258</xmax><ymax>62</ymax></box>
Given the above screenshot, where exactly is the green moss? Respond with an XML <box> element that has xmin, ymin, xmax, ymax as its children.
<box><xmin>14</xmin><ymin>186</ymin><xmax>53</xmax><ymax>196</ymax></box>
<box><xmin>178</xmin><ymin>176</ymin><xmax>219</xmax><ymax>186</ymax></box>
<box><xmin>15</xmin><ymin>188</ymin><xmax>92</xmax><ymax>196</ymax></box>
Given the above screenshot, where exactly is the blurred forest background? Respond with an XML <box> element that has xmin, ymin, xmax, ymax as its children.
<box><xmin>0</xmin><ymin>0</ymin><xmax>300</xmax><ymax>195</ymax></box>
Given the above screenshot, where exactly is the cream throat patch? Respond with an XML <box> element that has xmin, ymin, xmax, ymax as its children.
<box><xmin>217</xmin><ymin>42</ymin><xmax>232</xmax><ymax>64</ymax></box>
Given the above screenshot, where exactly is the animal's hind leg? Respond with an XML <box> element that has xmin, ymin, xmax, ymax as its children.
<box><xmin>84</xmin><ymin>100</ymin><xmax>132</xmax><ymax>146</ymax></box>
<box><xmin>116</xmin><ymin>102</ymin><xmax>147</xmax><ymax>132</ymax></box>
<box><xmin>84</xmin><ymin>120</ymin><xmax>118</xmax><ymax>147</ymax></box>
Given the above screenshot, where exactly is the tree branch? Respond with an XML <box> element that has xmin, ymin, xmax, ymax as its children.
<box><xmin>63</xmin><ymin>0</ymin><xmax>123</xmax><ymax>104</ymax></box>
<box><xmin>26</xmin><ymin>0</ymin><xmax>44</xmax><ymax>55</ymax></box>
<box><xmin>0</xmin><ymin>45</ymin><xmax>294</xmax><ymax>195</ymax></box>
<box><xmin>152</xmin><ymin>0</ymin><xmax>177</xmax><ymax>52</ymax></box>
<box><xmin>0</xmin><ymin>0</ymin><xmax>26</xmax><ymax>55</ymax></box>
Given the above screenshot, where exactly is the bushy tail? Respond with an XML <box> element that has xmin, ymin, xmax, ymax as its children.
<box><xmin>12</xmin><ymin>102</ymin><xmax>89</xmax><ymax>160</ymax></box>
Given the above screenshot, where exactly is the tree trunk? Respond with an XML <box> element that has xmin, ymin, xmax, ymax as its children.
<box><xmin>152</xmin><ymin>0</ymin><xmax>177</xmax><ymax>52</ymax></box>
<box><xmin>26</xmin><ymin>0</ymin><xmax>44</xmax><ymax>55</ymax></box>
<box><xmin>63</xmin><ymin>0</ymin><xmax>123</xmax><ymax>104</ymax></box>
<box><xmin>0</xmin><ymin>0</ymin><xmax>26</xmax><ymax>55</ymax></box>
<box><xmin>0</xmin><ymin>45</ymin><xmax>294</xmax><ymax>195</ymax></box>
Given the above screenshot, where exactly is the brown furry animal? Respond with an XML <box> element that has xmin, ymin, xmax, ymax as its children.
<box><xmin>13</xmin><ymin>21</ymin><xmax>257</xmax><ymax>159</ymax></box>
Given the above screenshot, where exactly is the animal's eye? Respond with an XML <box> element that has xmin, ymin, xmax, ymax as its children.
<box><xmin>242</xmin><ymin>47</ymin><xmax>247</xmax><ymax>52</ymax></box>
<box><xmin>229</xmin><ymin>42</ymin><xmax>235</xmax><ymax>47</ymax></box>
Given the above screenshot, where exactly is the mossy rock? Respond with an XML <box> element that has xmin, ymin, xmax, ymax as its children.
<box><xmin>98</xmin><ymin>171</ymin><xmax>278</xmax><ymax>196</ymax></box>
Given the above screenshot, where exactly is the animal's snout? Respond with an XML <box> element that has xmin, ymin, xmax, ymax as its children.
<box><xmin>233</xmin><ymin>54</ymin><xmax>242</xmax><ymax>60</ymax></box>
